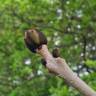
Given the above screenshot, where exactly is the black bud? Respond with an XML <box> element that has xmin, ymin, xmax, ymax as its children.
<box><xmin>41</xmin><ymin>58</ymin><xmax>46</xmax><ymax>67</ymax></box>
<box><xmin>24</xmin><ymin>29</ymin><xmax>47</xmax><ymax>53</ymax></box>
<box><xmin>52</xmin><ymin>48</ymin><xmax>60</xmax><ymax>58</ymax></box>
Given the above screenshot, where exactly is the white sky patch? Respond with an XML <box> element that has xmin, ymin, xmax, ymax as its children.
<box><xmin>72</xmin><ymin>66</ymin><xmax>77</xmax><ymax>70</ymax></box>
<box><xmin>66</xmin><ymin>1</ymin><xmax>70</xmax><ymax>5</ymax></box>
<box><xmin>57</xmin><ymin>9</ymin><xmax>62</xmax><ymax>14</ymax></box>
<box><xmin>78</xmin><ymin>65</ymin><xmax>82</xmax><ymax>69</ymax></box>
<box><xmin>86</xmin><ymin>52</ymin><xmax>89</xmax><ymax>56</ymax></box>
<box><xmin>54</xmin><ymin>32</ymin><xmax>58</xmax><ymax>36</ymax></box>
<box><xmin>74</xmin><ymin>45</ymin><xmax>78</xmax><ymax>49</ymax></box>
<box><xmin>25</xmin><ymin>59</ymin><xmax>31</xmax><ymax>65</ymax></box>
<box><xmin>55</xmin><ymin>40</ymin><xmax>60</xmax><ymax>45</ymax></box>
<box><xmin>67</xmin><ymin>27</ymin><xmax>71</xmax><ymax>32</ymax></box>
<box><xmin>76</xmin><ymin>10</ymin><xmax>83</xmax><ymax>18</ymax></box>
<box><xmin>77</xmin><ymin>24</ymin><xmax>81</xmax><ymax>29</ymax></box>
<box><xmin>57</xmin><ymin>9</ymin><xmax>62</xmax><ymax>20</ymax></box>
<box><xmin>88</xmin><ymin>43</ymin><xmax>92</xmax><ymax>47</ymax></box>
<box><xmin>86</xmin><ymin>45</ymin><xmax>89</xmax><ymax>51</ymax></box>
<box><xmin>13</xmin><ymin>80</ymin><xmax>20</xmax><ymax>85</ymax></box>
<box><xmin>37</xmin><ymin>70</ymin><xmax>43</xmax><ymax>75</ymax></box>
<box><xmin>80</xmin><ymin>53</ymin><xmax>84</xmax><ymax>57</ymax></box>
<box><xmin>75</xmin><ymin>37</ymin><xmax>79</xmax><ymax>41</ymax></box>
<box><xmin>47</xmin><ymin>37</ymin><xmax>51</xmax><ymax>41</ymax></box>
<box><xmin>80</xmin><ymin>42</ymin><xmax>83</xmax><ymax>46</ymax></box>
<box><xmin>50</xmin><ymin>21</ymin><xmax>53</xmax><ymax>24</ymax></box>
<box><xmin>88</xmin><ymin>33</ymin><xmax>92</xmax><ymax>37</ymax></box>
<box><xmin>84</xmin><ymin>71</ymin><xmax>89</xmax><ymax>75</ymax></box>
<box><xmin>79</xmin><ymin>73</ymin><xmax>83</xmax><ymax>77</ymax></box>
<box><xmin>92</xmin><ymin>46</ymin><xmax>96</xmax><ymax>50</ymax></box>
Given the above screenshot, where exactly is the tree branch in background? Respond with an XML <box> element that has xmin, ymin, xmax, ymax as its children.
<box><xmin>24</xmin><ymin>29</ymin><xmax>96</xmax><ymax>96</ymax></box>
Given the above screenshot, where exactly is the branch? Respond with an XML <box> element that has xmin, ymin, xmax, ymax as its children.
<box><xmin>24</xmin><ymin>29</ymin><xmax>96</xmax><ymax>96</ymax></box>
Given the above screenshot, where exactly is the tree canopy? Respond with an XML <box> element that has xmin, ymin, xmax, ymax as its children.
<box><xmin>0</xmin><ymin>0</ymin><xmax>96</xmax><ymax>96</ymax></box>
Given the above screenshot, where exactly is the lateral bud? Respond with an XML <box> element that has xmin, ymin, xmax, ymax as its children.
<box><xmin>52</xmin><ymin>48</ymin><xmax>60</xmax><ymax>58</ymax></box>
<box><xmin>41</xmin><ymin>58</ymin><xmax>47</xmax><ymax>67</ymax></box>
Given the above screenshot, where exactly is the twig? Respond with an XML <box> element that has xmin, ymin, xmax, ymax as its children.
<box><xmin>37</xmin><ymin>45</ymin><xmax>96</xmax><ymax>96</ymax></box>
<box><xmin>24</xmin><ymin>29</ymin><xmax>96</xmax><ymax>96</ymax></box>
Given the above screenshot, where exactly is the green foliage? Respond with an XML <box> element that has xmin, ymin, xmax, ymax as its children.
<box><xmin>85</xmin><ymin>59</ymin><xmax>96</xmax><ymax>68</ymax></box>
<box><xmin>0</xmin><ymin>0</ymin><xmax>96</xmax><ymax>96</ymax></box>
<box><xmin>49</xmin><ymin>86</ymin><xmax>69</xmax><ymax>96</ymax></box>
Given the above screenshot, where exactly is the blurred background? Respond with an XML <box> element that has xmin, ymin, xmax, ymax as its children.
<box><xmin>0</xmin><ymin>0</ymin><xmax>96</xmax><ymax>96</ymax></box>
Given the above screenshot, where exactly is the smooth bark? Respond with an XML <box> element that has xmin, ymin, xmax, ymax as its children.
<box><xmin>37</xmin><ymin>45</ymin><xmax>96</xmax><ymax>96</ymax></box>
